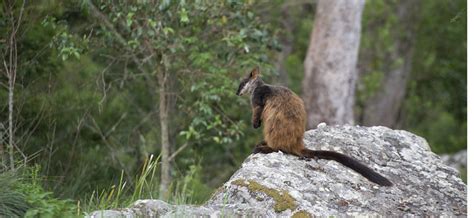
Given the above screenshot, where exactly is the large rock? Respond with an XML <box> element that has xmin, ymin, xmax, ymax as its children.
<box><xmin>441</xmin><ymin>149</ymin><xmax>467</xmax><ymax>172</ymax></box>
<box><xmin>89</xmin><ymin>125</ymin><xmax>467</xmax><ymax>217</ymax></box>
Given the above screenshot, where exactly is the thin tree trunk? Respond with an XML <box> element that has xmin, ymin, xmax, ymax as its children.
<box><xmin>158</xmin><ymin>72</ymin><xmax>171</xmax><ymax>200</ymax></box>
<box><xmin>8</xmin><ymin>77</ymin><xmax>14</xmax><ymax>170</ymax></box>
<box><xmin>302</xmin><ymin>0</ymin><xmax>365</xmax><ymax>127</ymax></box>
<box><xmin>0</xmin><ymin>123</ymin><xmax>5</xmax><ymax>168</ymax></box>
<box><xmin>275</xmin><ymin>6</ymin><xmax>294</xmax><ymax>86</ymax></box>
<box><xmin>3</xmin><ymin>0</ymin><xmax>25</xmax><ymax>170</ymax></box>
<box><xmin>361</xmin><ymin>0</ymin><xmax>420</xmax><ymax>127</ymax></box>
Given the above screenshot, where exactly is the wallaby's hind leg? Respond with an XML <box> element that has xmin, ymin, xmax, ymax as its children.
<box><xmin>253</xmin><ymin>141</ymin><xmax>278</xmax><ymax>154</ymax></box>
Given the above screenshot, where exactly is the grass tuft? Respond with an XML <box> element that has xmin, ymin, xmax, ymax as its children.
<box><xmin>84</xmin><ymin>154</ymin><xmax>161</xmax><ymax>212</ymax></box>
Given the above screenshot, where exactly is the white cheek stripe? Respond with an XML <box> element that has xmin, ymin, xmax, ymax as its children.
<box><xmin>240</xmin><ymin>82</ymin><xmax>250</xmax><ymax>95</ymax></box>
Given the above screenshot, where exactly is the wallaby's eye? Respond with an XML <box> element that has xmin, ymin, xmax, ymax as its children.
<box><xmin>240</xmin><ymin>79</ymin><xmax>248</xmax><ymax>88</ymax></box>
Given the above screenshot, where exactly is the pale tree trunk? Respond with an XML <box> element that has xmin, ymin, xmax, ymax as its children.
<box><xmin>158</xmin><ymin>72</ymin><xmax>171</xmax><ymax>200</ymax></box>
<box><xmin>303</xmin><ymin>0</ymin><xmax>365</xmax><ymax>128</ymax></box>
<box><xmin>361</xmin><ymin>0</ymin><xmax>420</xmax><ymax>128</ymax></box>
<box><xmin>3</xmin><ymin>0</ymin><xmax>25</xmax><ymax>170</ymax></box>
<box><xmin>8</xmin><ymin>75</ymin><xmax>15</xmax><ymax>170</ymax></box>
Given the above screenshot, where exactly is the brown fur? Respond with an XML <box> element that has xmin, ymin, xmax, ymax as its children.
<box><xmin>252</xmin><ymin>105</ymin><xmax>263</xmax><ymax>126</ymax></box>
<box><xmin>262</xmin><ymin>86</ymin><xmax>306</xmax><ymax>156</ymax></box>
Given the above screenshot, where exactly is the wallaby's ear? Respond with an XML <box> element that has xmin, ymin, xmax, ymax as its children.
<box><xmin>248</xmin><ymin>67</ymin><xmax>260</xmax><ymax>80</ymax></box>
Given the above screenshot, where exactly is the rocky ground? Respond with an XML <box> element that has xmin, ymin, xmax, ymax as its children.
<box><xmin>89</xmin><ymin>124</ymin><xmax>467</xmax><ymax>217</ymax></box>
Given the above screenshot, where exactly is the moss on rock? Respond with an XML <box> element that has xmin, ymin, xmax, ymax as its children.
<box><xmin>231</xmin><ymin>179</ymin><xmax>297</xmax><ymax>212</ymax></box>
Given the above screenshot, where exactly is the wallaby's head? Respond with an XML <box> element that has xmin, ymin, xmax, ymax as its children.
<box><xmin>236</xmin><ymin>67</ymin><xmax>261</xmax><ymax>96</ymax></box>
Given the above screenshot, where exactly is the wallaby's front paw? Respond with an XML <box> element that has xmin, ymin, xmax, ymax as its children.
<box><xmin>253</xmin><ymin>120</ymin><xmax>261</xmax><ymax>128</ymax></box>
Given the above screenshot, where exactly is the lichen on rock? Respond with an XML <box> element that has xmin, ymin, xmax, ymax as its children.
<box><xmin>291</xmin><ymin>210</ymin><xmax>312</xmax><ymax>218</ymax></box>
<box><xmin>231</xmin><ymin>179</ymin><xmax>297</xmax><ymax>212</ymax></box>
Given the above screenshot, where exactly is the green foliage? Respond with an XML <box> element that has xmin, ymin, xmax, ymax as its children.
<box><xmin>281</xmin><ymin>7</ymin><xmax>315</xmax><ymax>94</ymax></box>
<box><xmin>82</xmin><ymin>155</ymin><xmax>211</xmax><ymax>213</ymax></box>
<box><xmin>171</xmin><ymin>162</ymin><xmax>214</xmax><ymax>204</ymax></box>
<box><xmin>21</xmin><ymin>184</ymin><xmax>77</xmax><ymax>218</ymax></box>
<box><xmin>0</xmin><ymin>173</ymin><xmax>29</xmax><ymax>217</ymax></box>
<box><xmin>0</xmin><ymin>167</ymin><xmax>78</xmax><ymax>218</ymax></box>
<box><xmin>404</xmin><ymin>0</ymin><xmax>466</xmax><ymax>153</ymax></box>
<box><xmin>407</xmin><ymin>107</ymin><xmax>466</xmax><ymax>154</ymax></box>
<box><xmin>358</xmin><ymin>70</ymin><xmax>383</xmax><ymax>103</ymax></box>
<box><xmin>42</xmin><ymin>15</ymin><xmax>88</xmax><ymax>61</ymax></box>
<box><xmin>19</xmin><ymin>167</ymin><xmax>77</xmax><ymax>217</ymax></box>
<box><xmin>356</xmin><ymin>0</ymin><xmax>404</xmax><ymax>107</ymax></box>
<box><xmin>357</xmin><ymin>0</ymin><xmax>466</xmax><ymax>153</ymax></box>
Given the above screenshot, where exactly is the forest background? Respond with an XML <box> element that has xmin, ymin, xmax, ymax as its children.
<box><xmin>0</xmin><ymin>0</ymin><xmax>466</xmax><ymax>216</ymax></box>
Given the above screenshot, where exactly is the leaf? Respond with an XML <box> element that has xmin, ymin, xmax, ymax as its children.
<box><xmin>148</xmin><ymin>19</ymin><xmax>157</xmax><ymax>28</ymax></box>
<box><xmin>180</xmin><ymin>8</ymin><xmax>190</xmax><ymax>23</ymax></box>
<box><xmin>126</xmin><ymin>12</ymin><xmax>134</xmax><ymax>27</ymax></box>
<box><xmin>73</xmin><ymin>51</ymin><xmax>80</xmax><ymax>59</ymax></box>
<box><xmin>163</xmin><ymin>27</ymin><xmax>174</xmax><ymax>35</ymax></box>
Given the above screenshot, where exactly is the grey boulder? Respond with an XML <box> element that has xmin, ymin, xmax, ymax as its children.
<box><xmin>89</xmin><ymin>125</ymin><xmax>467</xmax><ymax>217</ymax></box>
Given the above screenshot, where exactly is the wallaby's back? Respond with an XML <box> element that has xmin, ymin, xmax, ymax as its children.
<box><xmin>262</xmin><ymin>86</ymin><xmax>307</xmax><ymax>155</ymax></box>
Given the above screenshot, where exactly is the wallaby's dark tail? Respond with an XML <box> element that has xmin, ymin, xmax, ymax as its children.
<box><xmin>302</xmin><ymin>148</ymin><xmax>393</xmax><ymax>186</ymax></box>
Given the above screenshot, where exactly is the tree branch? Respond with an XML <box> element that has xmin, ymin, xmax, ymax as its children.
<box><xmin>86</xmin><ymin>1</ymin><xmax>151</xmax><ymax>77</ymax></box>
<box><xmin>168</xmin><ymin>142</ymin><xmax>189</xmax><ymax>162</ymax></box>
